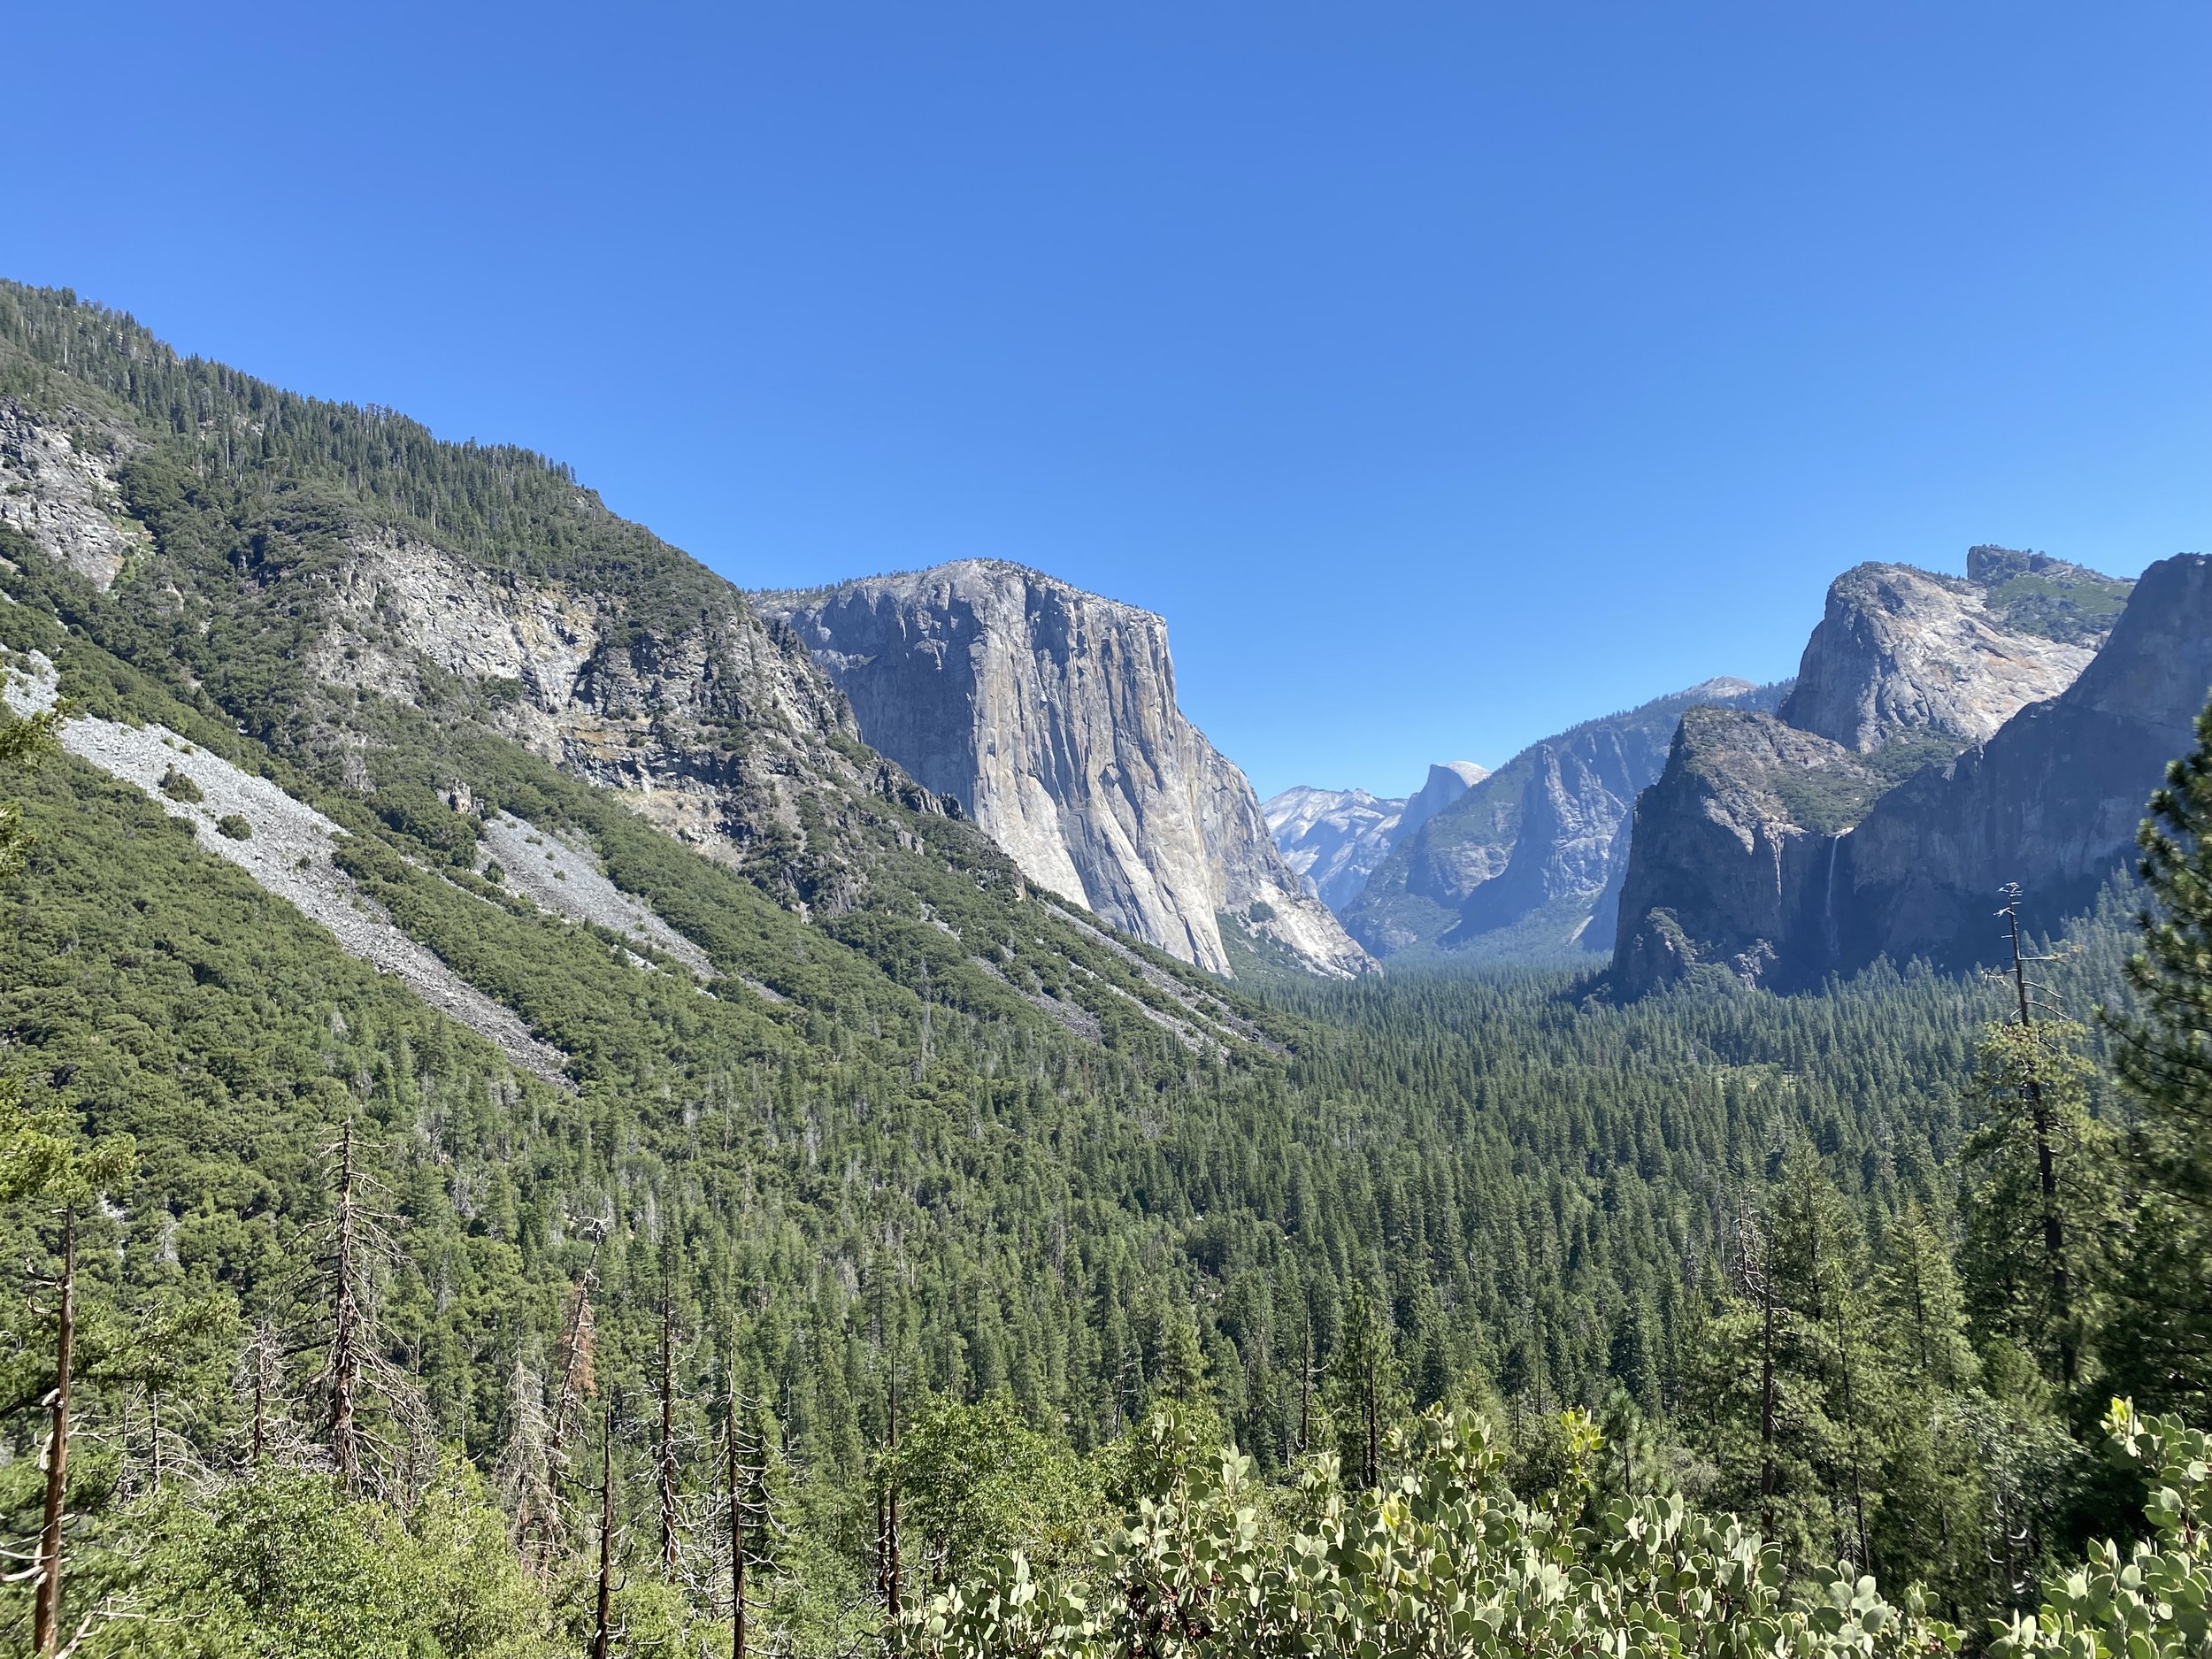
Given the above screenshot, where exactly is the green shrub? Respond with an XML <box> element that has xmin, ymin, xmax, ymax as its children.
<box><xmin>370</xmin><ymin>781</ymin><xmax>478</xmax><ymax>866</ymax></box>
<box><xmin>1988</xmin><ymin>1401</ymin><xmax>2212</xmax><ymax>1659</ymax></box>
<box><xmin>159</xmin><ymin>763</ymin><xmax>203</xmax><ymax>803</ymax></box>
<box><xmin>906</xmin><ymin>1405</ymin><xmax>1952</xmax><ymax>1658</ymax></box>
<box><xmin>215</xmin><ymin>812</ymin><xmax>252</xmax><ymax>841</ymax></box>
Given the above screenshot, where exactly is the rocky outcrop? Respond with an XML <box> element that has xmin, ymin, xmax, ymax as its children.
<box><xmin>1839</xmin><ymin>552</ymin><xmax>2212</xmax><ymax>967</ymax></box>
<box><xmin>1346</xmin><ymin>679</ymin><xmax>1780</xmax><ymax>960</ymax></box>
<box><xmin>1264</xmin><ymin>762</ymin><xmax>1486</xmax><ymax>915</ymax></box>
<box><xmin>762</xmin><ymin>561</ymin><xmax>1371</xmax><ymax>978</ymax></box>
<box><xmin>1400</xmin><ymin>762</ymin><xmax>1489</xmax><ymax>841</ymax></box>
<box><xmin>1610</xmin><ymin>709</ymin><xmax>1886</xmax><ymax>995</ymax></box>
<box><xmin>1777</xmin><ymin>556</ymin><xmax>2122</xmax><ymax>753</ymax></box>
<box><xmin>307</xmin><ymin>527</ymin><xmax>934</xmax><ymax>917</ymax></box>
<box><xmin>1613</xmin><ymin>553</ymin><xmax>2207</xmax><ymax>992</ymax></box>
<box><xmin>0</xmin><ymin>398</ymin><xmax>146</xmax><ymax>590</ymax></box>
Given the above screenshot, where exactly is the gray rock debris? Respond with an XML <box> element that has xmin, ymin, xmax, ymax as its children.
<box><xmin>3</xmin><ymin>652</ymin><xmax>572</xmax><ymax>1086</ymax></box>
<box><xmin>479</xmin><ymin>811</ymin><xmax>717</xmax><ymax>980</ymax></box>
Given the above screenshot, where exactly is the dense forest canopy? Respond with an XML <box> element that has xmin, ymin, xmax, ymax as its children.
<box><xmin>1</xmin><ymin>280</ymin><xmax>2208</xmax><ymax>1655</ymax></box>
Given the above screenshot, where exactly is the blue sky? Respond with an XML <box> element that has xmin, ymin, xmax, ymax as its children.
<box><xmin>10</xmin><ymin>3</ymin><xmax>2208</xmax><ymax>798</ymax></box>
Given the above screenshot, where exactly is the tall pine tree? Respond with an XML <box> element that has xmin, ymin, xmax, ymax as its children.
<box><xmin>2104</xmin><ymin>692</ymin><xmax>2212</xmax><ymax>1415</ymax></box>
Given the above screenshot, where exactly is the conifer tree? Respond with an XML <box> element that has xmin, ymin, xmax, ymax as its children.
<box><xmin>0</xmin><ymin>688</ymin><xmax>64</xmax><ymax>881</ymax></box>
<box><xmin>300</xmin><ymin>1117</ymin><xmax>431</xmax><ymax>1498</ymax></box>
<box><xmin>1960</xmin><ymin>1018</ymin><xmax>2110</xmax><ymax>1391</ymax></box>
<box><xmin>1325</xmin><ymin>1285</ymin><xmax>1403</xmax><ymax>1490</ymax></box>
<box><xmin>2109</xmin><ymin>694</ymin><xmax>2212</xmax><ymax>1207</ymax></box>
<box><xmin>2104</xmin><ymin>693</ymin><xmax>2212</xmax><ymax>1413</ymax></box>
<box><xmin>1875</xmin><ymin>1204</ymin><xmax>1978</xmax><ymax>1393</ymax></box>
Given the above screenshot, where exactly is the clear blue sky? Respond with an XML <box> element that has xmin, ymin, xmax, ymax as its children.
<box><xmin>10</xmin><ymin>3</ymin><xmax>2208</xmax><ymax>798</ymax></box>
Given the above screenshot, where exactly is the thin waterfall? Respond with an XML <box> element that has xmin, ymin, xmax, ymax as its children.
<box><xmin>1822</xmin><ymin>833</ymin><xmax>1846</xmax><ymax>965</ymax></box>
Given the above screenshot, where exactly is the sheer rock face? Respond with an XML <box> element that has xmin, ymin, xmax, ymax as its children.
<box><xmin>1840</xmin><ymin>553</ymin><xmax>2212</xmax><ymax>966</ymax></box>
<box><xmin>1610</xmin><ymin>710</ymin><xmax>1883</xmax><ymax>995</ymax></box>
<box><xmin>763</xmin><ymin>561</ymin><xmax>1371</xmax><ymax>978</ymax></box>
<box><xmin>1778</xmin><ymin>560</ymin><xmax>2104</xmax><ymax>753</ymax></box>
<box><xmin>1345</xmin><ymin>679</ymin><xmax>1779</xmax><ymax>960</ymax></box>
<box><xmin>0</xmin><ymin>398</ymin><xmax>146</xmax><ymax>591</ymax></box>
<box><xmin>1264</xmin><ymin>763</ymin><xmax>1486</xmax><ymax>915</ymax></box>
<box><xmin>1614</xmin><ymin>554</ymin><xmax>2208</xmax><ymax>993</ymax></box>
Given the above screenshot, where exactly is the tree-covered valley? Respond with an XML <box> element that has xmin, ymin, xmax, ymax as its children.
<box><xmin>4</xmin><ymin>280</ymin><xmax>2211</xmax><ymax>1657</ymax></box>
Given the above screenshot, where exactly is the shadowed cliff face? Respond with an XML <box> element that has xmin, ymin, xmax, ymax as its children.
<box><xmin>1344</xmin><ymin>679</ymin><xmax>1781</xmax><ymax>962</ymax></box>
<box><xmin>1614</xmin><ymin>554</ymin><xmax>2208</xmax><ymax>993</ymax></box>
<box><xmin>761</xmin><ymin>561</ymin><xmax>1371</xmax><ymax>979</ymax></box>
<box><xmin>1610</xmin><ymin>710</ymin><xmax>1885</xmax><ymax>995</ymax></box>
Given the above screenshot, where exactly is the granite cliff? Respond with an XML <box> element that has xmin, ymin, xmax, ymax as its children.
<box><xmin>761</xmin><ymin>562</ymin><xmax>1371</xmax><ymax>979</ymax></box>
<box><xmin>1613</xmin><ymin>549</ymin><xmax>2180</xmax><ymax>995</ymax></box>
<box><xmin>1837</xmin><ymin>552</ymin><xmax>2212</xmax><ymax>967</ymax></box>
<box><xmin>1344</xmin><ymin>679</ymin><xmax>1782</xmax><ymax>961</ymax></box>
<box><xmin>1777</xmin><ymin>550</ymin><xmax>2124</xmax><ymax>753</ymax></box>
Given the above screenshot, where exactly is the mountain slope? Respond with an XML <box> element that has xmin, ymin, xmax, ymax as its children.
<box><xmin>0</xmin><ymin>281</ymin><xmax>1286</xmax><ymax>1065</ymax></box>
<box><xmin>760</xmin><ymin>561</ymin><xmax>1371</xmax><ymax>979</ymax></box>
<box><xmin>1343</xmin><ymin>678</ymin><xmax>1781</xmax><ymax>961</ymax></box>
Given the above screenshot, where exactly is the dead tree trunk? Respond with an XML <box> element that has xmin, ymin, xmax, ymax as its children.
<box><xmin>1735</xmin><ymin>1207</ymin><xmax>1778</xmax><ymax>1539</ymax></box>
<box><xmin>32</xmin><ymin>1207</ymin><xmax>76</xmax><ymax>1658</ymax></box>
<box><xmin>548</xmin><ymin>1228</ymin><xmax>605</xmax><ymax>1472</ymax></box>
<box><xmin>330</xmin><ymin>1118</ymin><xmax>362</xmax><ymax>1490</ymax></box>
<box><xmin>727</xmin><ymin>1402</ymin><xmax>747</xmax><ymax>1659</ymax></box>
<box><xmin>659</xmin><ymin>1276</ymin><xmax>680</xmax><ymax>1572</ymax></box>
<box><xmin>593</xmin><ymin>1402</ymin><xmax>615</xmax><ymax>1659</ymax></box>
<box><xmin>883</xmin><ymin>1363</ymin><xmax>902</xmax><ymax>1621</ymax></box>
<box><xmin>1300</xmin><ymin>1309</ymin><xmax>1313</xmax><ymax>1457</ymax></box>
<box><xmin>2005</xmin><ymin>888</ymin><xmax>2075</xmax><ymax>1385</ymax></box>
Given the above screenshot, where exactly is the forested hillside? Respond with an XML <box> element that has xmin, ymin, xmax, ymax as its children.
<box><xmin>1</xmin><ymin>281</ymin><xmax>2208</xmax><ymax>1656</ymax></box>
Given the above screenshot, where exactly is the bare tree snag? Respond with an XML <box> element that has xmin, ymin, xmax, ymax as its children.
<box><xmin>32</xmin><ymin>1207</ymin><xmax>77</xmax><ymax>1658</ymax></box>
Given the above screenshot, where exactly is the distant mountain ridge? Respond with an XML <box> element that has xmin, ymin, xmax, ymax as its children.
<box><xmin>1340</xmin><ymin>677</ymin><xmax>1785</xmax><ymax>962</ymax></box>
<box><xmin>1263</xmin><ymin>762</ymin><xmax>1486</xmax><ymax>912</ymax></box>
